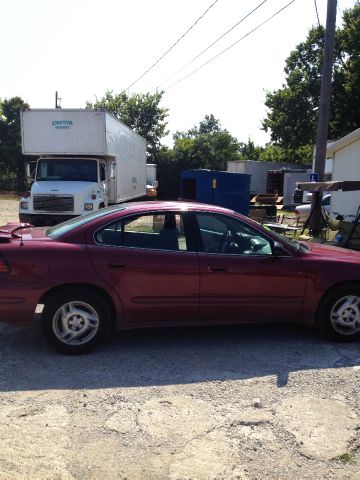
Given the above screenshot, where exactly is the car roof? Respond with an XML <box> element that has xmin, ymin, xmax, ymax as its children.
<box><xmin>118</xmin><ymin>200</ymin><xmax>235</xmax><ymax>215</ymax></box>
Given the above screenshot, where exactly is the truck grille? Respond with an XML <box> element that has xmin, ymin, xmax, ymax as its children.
<box><xmin>33</xmin><ymin>195</ymin><xmax>74</xmax><ymax>212</ymax></box>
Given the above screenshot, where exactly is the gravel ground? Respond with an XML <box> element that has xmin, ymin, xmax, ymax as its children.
<box><xmin>0</xmin><ymin>195</ymin><xmax>359</xmax><ymax>479</ymax></box>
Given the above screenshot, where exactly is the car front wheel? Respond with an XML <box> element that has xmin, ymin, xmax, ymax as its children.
<box><xmin>316</xmin><ymin>284</ymin><xmax>360</xmax><ymax>341</ymax></box>
<box><xmin>41</xmin><ymin>289</ymin><xmax>111</xmax><ymax>354</ymax></box>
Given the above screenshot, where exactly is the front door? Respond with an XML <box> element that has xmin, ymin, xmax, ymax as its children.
<box><xmin>193</xmin><ymin>212</ymin><xmax>306</xmax><ymax>323</ymax></box>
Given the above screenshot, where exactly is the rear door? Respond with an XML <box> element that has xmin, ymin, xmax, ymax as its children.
<box><xmin>86</xmin><ymin>211</ymin><xmax>199</xmax><ymax>326</ymax></box>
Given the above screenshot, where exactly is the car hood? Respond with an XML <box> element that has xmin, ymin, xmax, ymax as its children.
<box><xmin>304</xmin><ymin>241</ymin><xmax>360</xmax><ymax>261</ymax></box>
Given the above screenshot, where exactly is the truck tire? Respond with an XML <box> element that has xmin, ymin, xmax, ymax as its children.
<box><xmin>41</xmin><ymin>289</ymin><xmax>111</xmax><ymax>354</ymax></box>
<box><xmin>316</xmin><ymin>284</ymin><xmax>360</xmax><ymax>342</ymax></box>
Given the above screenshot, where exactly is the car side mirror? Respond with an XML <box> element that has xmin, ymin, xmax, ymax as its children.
<box><xmin>272</xmin><ymin>241</ymin><xmax>288</xmax><ymax>257</ymax></box>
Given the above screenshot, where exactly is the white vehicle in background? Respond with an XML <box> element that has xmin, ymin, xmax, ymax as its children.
<box><xmin>19</xmin><ymin>109</ymin><xmax>147</xmax><ymax>226</ymax></box>
<box><xmin>294</xmin><ymin>194</ymin><xmax>331</xmax><ymax>223</ymax></box>
<box><xmin>146</xmin><ymin>163</ymin><xmax>158</xmax><ymax>199</ymax></box>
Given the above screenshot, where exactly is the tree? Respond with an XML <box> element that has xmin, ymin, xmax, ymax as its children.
<box><xmin>0</xmin><ymin>96</ymin><xmax>30</xmax><ymax>191</ymax></box>
<box><xmin>238</xmin><ymin>139</ymin><xmax>263</xmax><ymax>161</ymax></box>
<box><xmin>154</xmin><ymin>115</ymin><xmax>241</xmax><ymax>199</ymax></box>
<box><xmin>173</xmin><ymin>115</ymin><xmax>241</xmax><ymax>171</ymax></box>
<box><xmin>262</xmin><ymin>5</ymin><xmax>360</xmax><ymax>157</ymax></box>
<box><xmin>86</xmin><ymin>90</ymin><xmax>169</xmax><ymax>161</ymax></box>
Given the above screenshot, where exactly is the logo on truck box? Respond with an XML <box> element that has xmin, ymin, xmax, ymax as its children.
<box><xmin>52</xmin><ymin>120</ymin><xmax>73</xmax><ymax>129</ymax></box>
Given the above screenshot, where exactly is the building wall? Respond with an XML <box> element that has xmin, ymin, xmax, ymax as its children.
<box><xmin>332</xmin><ymin>139</ymin><xmax>360</xmax><ymax>217</ymax></box>
<box><xmin>227</xmin><ymin>160</ymin><xmax>309</xmax><ymax>196</ymax></box>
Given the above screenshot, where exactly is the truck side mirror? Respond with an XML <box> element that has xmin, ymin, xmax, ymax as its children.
<box><xmin>25</xmin><ymin>163</ymin><xmax>32</xmax><ymax>181</ymax></box>
<box><xmin>109</xmin><ymin>163</ymin><xmax>115</xmax><ymax>179</ymax></box>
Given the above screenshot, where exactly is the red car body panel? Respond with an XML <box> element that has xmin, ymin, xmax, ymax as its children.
<box><xmin>1</xmin><ymin>201</ymin><xmax>360</xmax><ymax>332</ymax></box>
<box><xmin>86</xmin><ymin>243</ymin><xmax>199</xmax><ymax>325</ymax></box>
<box><xmin>0</xmin><ymin>237</ymin><xmax>124</xmax><ymax>325</ymax></box>
<box><xmin>197</xmin><ymin>253</ymin><xmax>306</xmax><ymax>323</ymax></box>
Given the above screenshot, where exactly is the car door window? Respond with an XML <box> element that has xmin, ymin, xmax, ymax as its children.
<box><xmin>195</xmin><ymin>213</ymin><xmax>272</xmax><ymax>255</ymax></box>
<box><xmin>95</xmin><ymin>213</ymin><xmax>188</xmax><ymax>251</ymax></box>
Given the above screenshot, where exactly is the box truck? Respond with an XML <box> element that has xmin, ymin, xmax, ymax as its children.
<box><xmin>19</xmin><ymin>109</ymin><xmax>147</xmax><ymax>226</ymax></box>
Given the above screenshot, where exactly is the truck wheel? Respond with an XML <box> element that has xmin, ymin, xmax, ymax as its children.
<box><xmin>41</xmin><ymin>289</ymin><xmax>111</xmax><ymax>354</ymax></box>
<box><xmin>316</xmin><ymin>284</ymin><xmax>360</xmax><ymax>342</ymax></box>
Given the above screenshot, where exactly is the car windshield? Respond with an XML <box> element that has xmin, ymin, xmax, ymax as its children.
<box><xmin>46</xmin><ymin>205</ymin><xmax>128</xmax><ymax>239</ymax></box>
<box><xmin>37</xmin><ymin>159</ymin><xmax>98</xmax><ymax>182</ymax></box>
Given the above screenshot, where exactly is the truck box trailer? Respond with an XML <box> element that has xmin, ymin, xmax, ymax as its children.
<box><xmin>19</xmin><ymin>109</ymin><xmax>147</xmax><ymax>225</ymax></box>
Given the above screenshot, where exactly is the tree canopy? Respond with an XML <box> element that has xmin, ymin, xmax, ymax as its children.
<box><xmin>0</xmin><ymin>96</ymin><xmax>29</xmax><ymax>191</ymax></box>
<box><xmin>172</xmin><ymin>114</ymin><xmax>241</xmax><ymax>171</ymax></box>
<box><xmin>155</xmin><ymin>115</ymin><xmax>241</xmax><ymax>199</ymax></box>
<box><xmin>86</xmin><ymin>90</ymin><xmax>169</xmax><ymax>161</ymax></box>
<box><xmin>262</xmin><ymin>5</ymin><xmax>360</xmax><ymax>157</ymax></box>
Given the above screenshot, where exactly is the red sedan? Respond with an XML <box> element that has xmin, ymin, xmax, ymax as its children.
<box><xmin>1</xmin><ymin>201</ymin><xmax>360</xmax><ymax>353</ymax></box>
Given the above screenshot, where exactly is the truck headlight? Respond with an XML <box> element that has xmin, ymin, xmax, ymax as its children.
<box><xmin>84</xmin><ymin>203</ymin><xmax>93</xmax><ymax>211</ymax></box>
<box><xmin>20</xmin><ymin>201</ymin><xmax>29</xmax><ymax>210</ymax></box>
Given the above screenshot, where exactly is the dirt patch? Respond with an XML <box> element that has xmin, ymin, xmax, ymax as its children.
<box><xmin>0</xmin><ymin>194</ymin><xmax>19</xmax><ymax>225</ymax></box>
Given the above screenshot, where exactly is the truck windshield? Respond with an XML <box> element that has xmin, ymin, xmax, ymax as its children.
<box><xmin>36</xmin><ymin>159</ymin><xmax>98</xmax><ymax>182</ymax></box>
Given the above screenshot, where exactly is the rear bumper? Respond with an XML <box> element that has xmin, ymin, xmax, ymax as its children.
<box><xmin>19</xmin><ymin>213</ymin><xmax>77</xmax><ymax>227</ymax></box>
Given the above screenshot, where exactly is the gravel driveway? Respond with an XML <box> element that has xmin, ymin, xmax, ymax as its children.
<box><xmin>0</xmin><ymin>195</ymin><xmax>359</xmax><ymax>479</ymax></box>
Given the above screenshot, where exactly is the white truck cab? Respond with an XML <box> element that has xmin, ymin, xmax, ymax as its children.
<box><xmin>19</xmin><ymin>109</ymin><xmax>146</xmax><ymax>226</ymax></box>
<box><xmin>20</xmin><ymin>156</ymin><xmax>112</xmax><ymax>225</ymax></box>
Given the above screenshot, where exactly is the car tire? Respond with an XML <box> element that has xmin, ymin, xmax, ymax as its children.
<box><xmin>41</xmin><ymin>289</ymin><xmax>111</xmax><ymax>354</ymax></box>
<box><xmin>316</xmin><ymin>284</ymin><xmax>360</xmax><ymax>342</ymax></box>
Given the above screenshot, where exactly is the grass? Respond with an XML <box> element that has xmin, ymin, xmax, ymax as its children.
<box><xmin>338</xmin><ymin>453</ymin><xmax>353</xmax><ymax>464</ymax></box>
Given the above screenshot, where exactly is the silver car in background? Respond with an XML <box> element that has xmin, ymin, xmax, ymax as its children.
<box><xmin>294</xmin><ymin>194</ymin><xmax>331</xmax><ymax>223</ymax></box>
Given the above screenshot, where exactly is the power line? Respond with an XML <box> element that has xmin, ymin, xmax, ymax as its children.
<box><xmin>314</xmin><ymin>0</ymin><xmax>321</xmax><ymax>28</ymax></box>
<box><xmin>163</xmin><ymin>0</ymin><xmax>297</xmax><ymax>92</ymax></box>
<box><xmin>153</xmin><ymin>0</ymin><xmax>269</xmax><ymax>91</ymax></box>
<box><xmin>120</xmin><ymin>0</ymin><xmax>219</xmax><ymax>94</ymax></box>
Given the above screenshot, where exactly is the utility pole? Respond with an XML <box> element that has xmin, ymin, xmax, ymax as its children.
<box><xmin>55</xmin><ymin>91</ymin><xmax>62</xmax><ymax>109</ymax></box>
<box><xmin>309</xmin><ymin>0</ymin><xmax>337</xmax><ymax>235</ymax></box>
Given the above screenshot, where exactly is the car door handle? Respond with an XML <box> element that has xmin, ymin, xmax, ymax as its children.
<box><xmin>208</xmin><ymin>265</ymin><xmax>227</xmax><ymax>272</ymax></box>
<box><xmin>108</xmin><ymin>262</ymin><xmax>126</xmax><ymax>269</ymax></box>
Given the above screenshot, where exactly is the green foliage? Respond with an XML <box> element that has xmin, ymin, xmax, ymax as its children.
<box><xmin>173</xmin><ymin>114</ymin><xmax>241</xmax><ymax>171</ymax></box>
<box><xmin>259</xmin><ymin>144</ymin><xmax>313</xmax><ymax>164</ymax></box>
<box><xmin>338</xmin><ymin>453</ymin><xmax>353</xmax><ymax>464</ymax></box>
<box><xmin>153</xmin><ymin>146</ymin><xmax>179</xmax><ymax>199</ymax></box>
<box><xmin>262</xmin><ymin>5</ymin><xmax>360</xmax><ymax>150</ymax></box>
<box><xmin>0</xmin><ymin>96</ymin><xmax>30</xmax><ymax>191</ymax></box>
<box><xmin>86</xmin><ymin>90</ymin><xmax>169</xmax><ymax>161</ymax></box>
<box><xmin>236</xmin><ymin>140</ymin><xmax>312</xmax><ymax>165</ymax></box>
<box><xmin>154</xmin><ymin>115</ymin><xmax>242</xmax><ymax>199</ymax></box>
<box><xmin>238</xmin><ymin>139</ymin><xmax>263</xmax><ymax>161</ymax></box>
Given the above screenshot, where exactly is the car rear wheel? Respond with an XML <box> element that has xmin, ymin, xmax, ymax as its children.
<box><xmin>41</xmin><ymin>289</ymin><xmax>111</xmax><ymax>354</ymax></box>
<box><xmin>316</xmin><ymin>284</ymin><xmax>360</xmax><ymax>341</ymax></box>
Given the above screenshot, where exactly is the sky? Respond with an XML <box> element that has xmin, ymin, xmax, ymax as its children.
<box><xmin>0</xmin><ymin>0</ymin><xmax>357</xmax><ymax>147</ymax></box>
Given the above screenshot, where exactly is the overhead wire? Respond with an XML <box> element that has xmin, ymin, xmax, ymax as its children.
<box><xmin>153</xmin><ymin>0</ymin><xmax>269</xmax><ymax>91</ymax></box>
<box><xmin>313</xmin><ymin>0</ymin><xmax>321</xmax><ymax>28</ymax></box>
<box><xmin>162</xmin><ymin>0</ymin><xmax>297</xmax><ymax>92</ymax></box>
<box><xmin>120</xmin><ymin>0</ymin><xmax>220</xmax><ymax>94</ymax></box>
